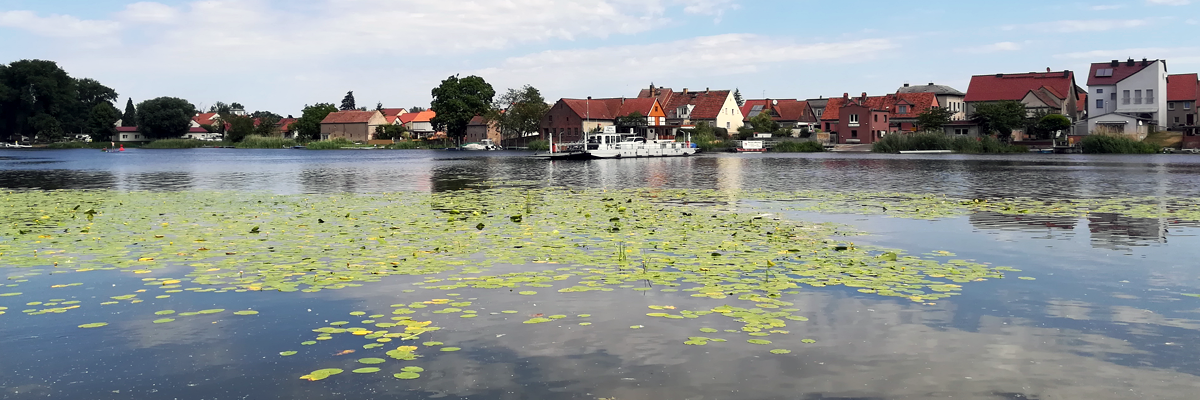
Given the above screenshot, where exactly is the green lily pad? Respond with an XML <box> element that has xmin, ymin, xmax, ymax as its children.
<box><xmin>78</xmin><ymin>322</ymin><xmax>108</xmax><ymax>328</ymax></box>
<box><xmin>197</xmin><ymin>309</ymin><xmax>224</xmax><ymax>314</ymax></box>
<box><xmin>770</xmin><ymin>349</ymin><xmax>792</xmax><ymax>354</ymax></box>
<box><xmin>358</xmin><ymin>358</ymin><xmax>386</xmax><ymax>364</ymax></box>
<box><xmin>801</xmin><ymin>339</ymin><xmax>817</xmax><ymax>344</ymax></box>
<box><xmin>233</xmin><ymin>310</ymin><xmax>259</xmax><ymax>315</ymax></box>
<box><xmin>301</xmin><ymin>341</ymin><xmax>317</xmax><ymax>346</ymax></box>
<box><xmin>301</xmin><ymin>368</ymin><xmax>343</xmax><ymax>381</ymax></box>
<box><xmin>154</xmin><ymin>310</ymin><xmax>175</xmax><ymax>316</ymax></box>
<box><xmin>747</xmin><ymin>339</ymin><xmax>772</xmax><ymax>345</ymax></box>
<box><xmin>423</xmin><ymin>341</ymin><xmax>443</xmax><ymax>346</ymax></box>
<box><xmin>518</xmin><ymin>291</ymin><xmax>537</xmax><ymax>295</ymax></box>
<box><xmin>440</xmin><ymin>347</ymin><xmax>461</xmax><ymax>352</ymax></box>
<box><xmin>152</xmin><ymin>318</ymin><xmax>175</xmax><ymax>324</ymax></box>
<box><xmin>352</xmin><ymin>367</ymin><xmax>380</xmax><ymax>374</ymax></box>
<box><xmin>401</xmin><ymin>366</ymin><xmax>424</xmax><ymax>373</ymax></box>
<box><xmin>394</xmin><ymin>372</ymin><xmax>420</xmax><ymax>380</ymax></box>
<box><xmin>280</xmin><ymin>351</ymin><xmax>298</xmax><ymax>356</ymax></box>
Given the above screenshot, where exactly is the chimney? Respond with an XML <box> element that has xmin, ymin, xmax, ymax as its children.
<box><xmin>928</xmin><ymin>82</ymin><xmax>935</xmax><ymax>86</ymax></box>
<box><xmin>1142</xmin><ymin>58</ymin><xmax>1149</xmax><ymax>66</ymax></box>
<box><xmin>843</xmin><ymin>93</ymin><xmax>849</xmax><ymax>99</ymax></box>
<box><xmin>705</xmin><ymin>87</ymin><xmax>710</xmax><ymax>93</ymax></box>
<box><xmin>1111</xmin><ymin>60</ymin><xmax>1119</xmax><ymax>67</ymax></box>
<box><xmin>904</xmin><ymin>83</ymin><xmax>910</xmax><ymax>87</ymax></box>
<box><xmin>1046</xmin><ymin>67</ymin><xmax>1051</xmax><ymax>73</ymax></box>
<box><xmin>682</xmin><ymin>88</ymin><xmax>688</xmax><ymax>94</ymax></box>
<box><xmin>996</xmin><ymin>73</ymin><xmax>1004</xmax><ymax>78</ymax></box>
<box><xmin>621</xmin><ymin>97</ymin><xmax>625</xmax><ymax>105</ymax></box>
<box><xmin>1127</xmin><ymin>58</ymin><xmax>1135</xmax><ymax>66</ymax></box>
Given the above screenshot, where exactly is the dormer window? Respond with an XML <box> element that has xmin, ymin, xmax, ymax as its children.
<box><xmin>849</xmin><ymin>114</ymin><xmax>859</xmax><ymax>123</ymax></box>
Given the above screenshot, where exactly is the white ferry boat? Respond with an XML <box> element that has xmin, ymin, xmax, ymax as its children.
<box><xmin>533</xmin><ymin>127</ymin><xmax>696</xmax><ymax>159</ymax></box>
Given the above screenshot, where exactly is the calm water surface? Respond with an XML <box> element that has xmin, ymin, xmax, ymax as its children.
<box><xmin>2</xmin><ymin>148</ymin><xmax>1200</xmax><ymax>400</ymax></box>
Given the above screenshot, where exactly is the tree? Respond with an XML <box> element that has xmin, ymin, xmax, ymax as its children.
<box><xmin>251</xmin><ymin>110</ymin><xmax>281</xmax><ymax>120</ymax></box>
<box><xmin>67</xmin><ymin>78</ymin><xmax>117</xmax><ymax>132</ymax></box>
<box><xmin>971</xmin><ymin>101</ymin><xmax>1026</xmax><ymax>140</ymax></box>
<box><xmin>1037</xmin><ymin>114</ymin><xmax>1073</xmax><ymax>140</ymax></box>
<box><xmin>0</xmin><ymin>60</ymin><xmax>78</xmax><ymax>142</ymax></box>
<box><xmin>136</xmin><ymin>97</ymin><xmax>196</xmax><ymax>139</ymax></box>
<box><xmin>29</xmin><ymin>114</ymin><xmax>64</xmax><ymax>142</ymax></box>
<box><xmin>409</xmin><ymin>106</ymin><xmax>426</xmax><ymax>113</ymax></box>
<box><xmin>340</xmin><ymin>91</ymin><xmax>356</xmax><ymax>111</ymax></box>
<box><xmin>734</xmin><ymin>88</ymin><xmax>745</xmax><ymax>107</ymax></box>
<box><xmin>292</xmin><ymin>103</ymin><xmax>338</xmax><ymax>141</ymax></box>
<box><xmin>376</xmin><ymin>102</ymin><xmax>383</xmax><ymax>112</ymax></box>
<box><xmin>748</xmin><ymin>112</ymin><xmax>781</xmax><ymax>135</ymax></box>
<box><xmin>486</xmin><ymin>85</ymin><xmax>550</xmax><ymax>139</ymax></box>
<box><xmin>916</xmin><ymin>106</ymin><xmax>954</xmax><ymax>132</ymax></box>
<box><xmin>430</xmin><ymin>75</ymin><xmax>495</xmax><ymax>144</ymax></box>
<box><xmin>85</xmin><ymin>102</ymin><xmax>120</xmax><ymax>141</ymax></box>
<box><xmin>122</xmin><ymin>98</ymin><xmax>138</xmax><ymax>127</ymax></box>
<box><xmin>253</xmin><ymin>114</ymin><xmax>281</xmax><ymax>137</ymax></box>
<box><xmin>224</xmin><ymin>114</ymin><xmax>256</xmax><ymax>142</ymax></box>
<box><xmin>374</xmin><ymin>124</ymin><xmax>408</xmax><ymax>140</ymax></box>
<box><xmin>208</xmin><ymin>101</ymin><xmax>231</xmax><ymax>115</ymax></box>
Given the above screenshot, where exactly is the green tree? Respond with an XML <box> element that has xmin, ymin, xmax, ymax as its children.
<box><xmin>136</xmin><ymin>97</ymin><xmax>196</xmax><ymax>139</ymax></box>
<box><xmin>748</xmin><ymin>112</ymin><xmax>781</xmax><ymax>134</ymax></box>
<box><xmin>85</xmin><ymin>102</ymin><xmax>120</xmax><ymax>141</ymax></box>
<box><xmin>340</xmin><ymin>91</ymin><xmax>356</xmax><ymax>111</ymax></box>
<box><xmin>430</xmin><ymin>75</ymin><xmax>495</xmax><ymax>144</ymax></box>
<box><xmin>122</xmin><ymin>98</ymin><xmax>138</xmax><ymax>127</ymax></box>
<box><xmin>486</xmin><ymin>85</ymin><xmax>550</xmax><ymax>139</ymax></box>
<box><xmin>734</xmin><ymin>88</ymin><xmax>744</xmax><ymax>107</ymax></box>
<box><xmin>409</xmin><ymin>106</ymin><xmax>426</xmax><ymax>113</ymax></box>
<box><xmin>1038</xmin><ymin>114</ymin><xmax>1073</xmax><ymax>139</ymax></box>
<box><xmin>292</xmin><ymin>103</ymin><xmax>338</xmax><ymax>141</ymax></box>
<box><xmin>971</xmin><ymin>101</ymin><xmax>1026</xmax><ymax>140</ymax></box>
<box><xmin>251</xmin><ymin>110</ymin><xmax>281</xmax><ymax>120</ymax></box>
<box><xmin>916</xmin><ymin>106</ymin><xmax>954</xmax><ymax>132</ymax></box>
<box><xmin>29</xmin><ymin>114</ymin><xmax>65</xmax><ymax>142</ymax></box>
<box><xmin>253</xmin><ymin>114</ymin><xmax>281</xmax><ymax>137</ymax></box>
<box><xmin>614</xmin><ymin>111</ymin><xmax>647</xmax><ymax>134</ymax></box>
<box><xmin>0</xmin><ymin>60</ymin><xmax>78</xmax><ymax>142</ymax></box>
<box><xmin>66</xmin><ymin>78</ymin><xmax>117</xmax><ymax>133</ymax></box>
<box><xmin>374</xmin><ymin>124</ymin><xmax>408</xmax><ymax>140</ymax></box>
<box><xmin>224</xmin><ymin>114</ymin><xmax>256</xmax><ymax>142</ymax></box>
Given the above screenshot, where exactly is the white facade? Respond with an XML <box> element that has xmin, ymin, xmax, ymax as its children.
<box><xmin>1089</xmin><ymin>60</ymin><xmax>1168</xmax><ymax>126</ymax></box>
<box><xmin>713</xmin><ymin>92</ymin><xmax>746</xmax><ymax>132</ymax></box>
<box><xmin>1086</xmin><ymin>112</ymin><xmax>1151</xmax><ymax>139</ymax></box>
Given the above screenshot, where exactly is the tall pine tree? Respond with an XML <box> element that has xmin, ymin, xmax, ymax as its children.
<box><xmin>733</xmin><ymin>88</ymin><xmax>744</xmax><ymax>107</ymax></box>
<box><xmin>121</xmin><ymin>98</ymin><xmax>137</xmax><ymax>127</ymax></box>
<box><xmin>340</xmin><ymin>91</ymin><xmax>356</xmax><ymax>111</ymax></box>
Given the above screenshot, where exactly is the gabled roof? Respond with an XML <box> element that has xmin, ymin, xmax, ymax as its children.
<box><xmin>663</xmin><ymin>90</ymin><xmax>732</xmax><ymax>120</ymax></box>
<box><xmin>379</xmin><ymin>108</ymin><xmax>408</xmax><ymax>117</ymax></box>
<box><xmin>897</xmin><ymin>83</ymin><xmax>965</xmax><ymax>96</ymax></box>
<box><xmin>398</xmin><ymin>113</ymin><xmax>420</xmax><ymax>124</ymax></box>
<box><xmin>1088</xmin><ymin>59</ymin><xmax>1160</xmax><ymax>86</ymax></box>
<box><xmin>193</xmin><ymin>113</ymin><xmax>219</xmax><ymax>125</ymax></box>
<box><xmin>965</xmin><ymin>71</ymin><xmax>1076</xmax><ymax>103</ymax></box>
<box><xmin>116</xmin><ymin>126</ymin><xmax>139</xmax><ymax>132</ymax></box>
<box><xmin>409</xmin><ymin>110</ymin><xmax>436</xmax><ymax>123</ymax></box>
<box><xmin>740</xmin><ymin>99</ymin><xmax>815</xmax><ymax>122</ymax></box>
<box><xmin>558</xmin><ymin>97</ymin><xmax>660</xmax><ymax>120</ymax></box>
<box><xmin>1028</xmin><ymin>88</ymin><xmax>1063</xmax><ymax>109</ymax></box>
<box><xmin>821</xmin><ymin>93</ymin><xmax>937</xmax><ymax>121</ymax></box>
<box><xmin>1168</xmin><ymin>73</ymin><xmax>1199</xmax><ymax>102</ymax></box>
<box><xmin>278</xmin><ymin>118</ymin><xmax>297</xmax><ymax>131</ymax></box>
<box><xmin>321</xmin><ymin>111</ymin><xmax>380</xmax><ymax>124</ymax></box>
<box><xmin>187</xmin><ymin>127</ymin><xmax>208</xmax><ymax>133</ymax></box>
<box><xmin>637</xmin><ymin>85</ymin><xmax>676</xmax><ymax>104</ymax></box>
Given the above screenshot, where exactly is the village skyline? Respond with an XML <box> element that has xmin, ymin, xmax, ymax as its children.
<box><xmin>1</xmin><ymin>0</ymin><xmax>1198</xmax><ymax>116</ymax></box>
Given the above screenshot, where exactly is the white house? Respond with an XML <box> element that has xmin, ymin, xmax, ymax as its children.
<box><xmin>1087</xmin><ymin>58</ymin><xmax>1168</xmax><ymax>136</ymax></box>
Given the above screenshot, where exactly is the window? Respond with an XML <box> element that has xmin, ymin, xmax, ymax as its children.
<box><xmin>1096</xmin><ymin>89</ymin><xmax>1104</xmax><ymax>94</ymax></box>
<box><xmin>1096</xmin><ymin>99</ymin><xmax>1104</xmax><ymax>109</ymax></box>
<box><xmin>849</xmin><ymin>114</ymin><xmax>859</xmax><ymax>123</ymax></box>
<box><xmin>122</xmin><ymin>134</ymin><xmax>127</xmax><ymax>139</ymax></box>
<box><xmin>726</xmin><ymin>122</ymin><xmax>730</xmax><ymax>129</ymax></box>
<box><xmin>851</xmin><ymin>130</ymin><xmax>858</xmax><ymax>138</ymax></box>
<box><xmin>1123</xmin><ymin>90</ymin><xmax>1131</xmax><ymax>104</ymax></box>
<box><xmin>954</xmin><ymin>128</ymin><xmax>969</xmax><ymax>135</ymax></box>
<box><xmin>1176</xmin><ymin>117</ymin><xmax>1181</xmax><ymax>123</ymax></box>
<box><xmin>873</xmin><ymin>114</ymin><xmax>878</xmax><ymax>122</ymax></box>
<box><xmin>1096</xmin><ymin>68</ymin><xmax>1113</xmax><ymax>77</ymax></box>
<box><xmin>1134</xmin><ymin>90</ymin><xmax>1142</xmax><ymax>104</ymax></box>
<box><xmin>898</xmin><ymin>105</ymin><xmax>908</xmax><ymax>114</ymax></box>
<box><xmin>1187</xmin><ymin>102</ymin><xmax>1193</xmax><ymax>110</ymax></box>
<box><xmin>549</xmin><ymin>115</ymin><xmax>553</xmax><ymax>122</ymax></box>
<box><xmin>1170</xmin><ymin>102</ymin><xmax>1176</xmax><ymax>110</ymax></box>
<box><xmin>1146</xmin><ymin>89</ymin><xmax>1154</xmax><ymax>103</ymax></box>
<box><xmin>884</xmin><ymin>115</ymin><xmax>888</xmax><ymax>122</ymax></box>
<box><xmin>1110</xmin><ymin>93</ymin><xmax>1116</xmax><ymax>101</ymax></box>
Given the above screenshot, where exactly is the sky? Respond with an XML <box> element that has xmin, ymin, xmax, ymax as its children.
<box><xmin>1</xmin><ymin>0</ymin><xmax>1198</xmax><ymax>116</ymax></box>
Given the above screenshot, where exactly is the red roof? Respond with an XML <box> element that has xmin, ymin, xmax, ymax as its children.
<box><xmin>409</xmin><ymin>110</ymin><xmax>436</xmax><ymax>123</ymax></box>
<box><xmin>1168</xmin><ymin>73</ymin><xmax>1199</xmax><ymax>102</ymax></box>
<box><xmin>321</xmin><ymin>111</ymin><xmax>379</xmax><ymax>124</ymax></box>
<box><xmin>398</xmin><ymin>113</ymin><xmax>420</xmax><ymax>124</ymax></box>
<box><xmin>116</xmin><ymin>126</ymin><xmax>139</xmax><ymax>132</ymax></box>
<box><xmin>379</xmin><ymin>108</ymin><xmax>407</xmax><ymax>117</ymax></box>
<box><xmin>965</xmin><ymin>71</ymin><xmax>1076</xmax><ymax>103</ymax></box>
<box><xmin>188</xmin><ymin>127</ymin><xmax>208</xmax><ymax>133</ymax></box>
<box><xmin>821</xmin><ymin>93</ymin><xmax>937</xmax><ymax>121</ymax></box>
<box><xmin>663</xmin><ymin>90</ymin><xmax>731</xmax><ymax>120</ymax></box>
<box><xmin>193</xmin><ymin>113</ymin><xmax>219</xmax><ymax>126</ymax></box>
<box><xmin>1088</xmin><ymin>60</ymin><xmax>1159</xmax><ymax>86</ymax></box>
<box><xmin>740</xmin><ymin>99</ymin><xmax>815</xmax><ymax>122</ymax></box>
<box><xmin>278</xmin><ymin>118</ymin><xmax>297</xmax><ymax>131</ymax></box>
<box><xmin>558</xmin><ymin>97</ymin><xmax>659</xmax><ymax>120</ymax></box>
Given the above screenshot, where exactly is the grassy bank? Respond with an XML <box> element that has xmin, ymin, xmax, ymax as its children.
<box><xmin>234</xmin><ymin>136</ymin><xmax>298</xmax><ymax>149</ymax></box>
<box><xmin>527</xmin><ymin>140</ymin><xmax>550</xmax><ymax>152</ymax></box>
<box><xmin>772</xmin><ymin>141</ymin><xmax>825</xmax><ymax>153</ymax></box>
<box><xmin>872</xmin><ymin>132</ymin><xmax>1026</xmax><ymax>154</ymax></box>
<box><xmin>1080</xmin><ymin>135</ymin><xmax>1159</xmax><ymax>154</ymax></box>
<box><xmin>46</xmin><ymin>141</ymin><xmax>115</xmax><ymax>149</ymax></box>
<box><xmin>304</xmin><ymin>138</ymin><xmax>358</xmax><ymax>150</ymax></box>
<box><xmin>142</xmin><ymin>139</ymin><xmax>215</xmax><ymax>149</ymax></box>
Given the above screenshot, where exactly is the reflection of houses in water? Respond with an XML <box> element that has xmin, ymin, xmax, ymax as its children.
<box><xmin>1087</xmin><ymin>213</ymin><xmax>1167</xmax><ymax>250</ymax></box>
<box><xmin>969</xmin><ymin>211</ymin><xmax>1079</xmax><ymax>240</ymax></box>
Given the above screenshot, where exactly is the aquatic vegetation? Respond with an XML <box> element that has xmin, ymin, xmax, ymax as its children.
<box><xmin>300</xmin><ymin>368</ymin><xmax>343</xmax><ymax>381</ymax></box>
<box><xmin>6</xmin><ymin>186</ymin><xmax>1179</xmax><ymax>382</ymax></box>
<box><xmin>280</xmin><ymin>351</ymin><xmax>297</xmax><ymax>356</ymax></box>
<box><xmin>78</xmin><ymin>322</ymin><xmax>108</xmax><ymax>328</ymax></box>
<box><xmin>394</xmin><ymin>371</ymin><xmax>420</xmax><ymax>380</ymax></box>
<box><xmin>770</xmin><ymin>349</ymin><xmax>791</xmax><ymax>354</ymax></box>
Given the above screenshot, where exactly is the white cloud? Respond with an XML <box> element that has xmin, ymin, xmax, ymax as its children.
<box><xmin>474</xmin><ymin>34</ymin><xmax>896</xmax><ymax>92</ymax></box>
<box><xmin>956</xmin><ymin>41</ymin><xmax>1022</xmax><ymax>54</ymax></box>
<box><xmin>117</xmin><ymin>2</ymin><xmax>181</xmax><ymax>24</ymax></box>
<box><xmin>1054</xmin><ymin>46</ymin><xmax>1199</xmax><ymax>59</ymax></box>
<box><xmin>1089</xmin><ymin>4</ymin><xmax>1125</xmax><ymax>10</ymax></box>
<box><xmin>1005</xmin><ymin>18</ymin><xmax>1157</xmax><ymax>33</ymax></box>
<box><xmin>674</xmin><ymin>0</ymin><xmax>742</xmax><ymax>22</ymax></box>
<box><xmin>0</xmin><ymin>10</ymin><xmax>120</xmax><ymax>38</ymax></box>
<box><xmin>1146</xmin><ymin>0</ymin><xmax>1190</xmax><ymax>5</ymax></box>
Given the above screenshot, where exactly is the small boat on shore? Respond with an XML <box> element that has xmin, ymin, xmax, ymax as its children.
<box><xmin>732</xmin><ymin>140</ymin><xmax>766</xmax><ymax>153</ymax></box>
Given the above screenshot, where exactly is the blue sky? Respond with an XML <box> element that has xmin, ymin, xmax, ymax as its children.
<box><xmin>2</xmin><ymin>0</ymin><xmax>1197</xmax><ymax>116</ymax></box>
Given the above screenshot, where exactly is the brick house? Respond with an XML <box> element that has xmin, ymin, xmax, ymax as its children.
<box><xmin>540</xmin><ymin>97</ymin><xmax>667</xmax><ymax>143</ymax></box>
<box><xmin>963</xmin><ymin>70</ymin><xmax>1084</xmax><ymax>139</ymax></box>
<box><xmin>320</xmin><ymin>110</ymin><xmax>386</xmax><ymax>142</ymax></box>
<box><xmin>822</xmin><ymin>93</ymin><xmax>892</xmax><ymax>144</ymax></box>
<box><xmin>636</xmin><ymin>85</ymin><xmax>745</xmax><ymax>134</ymax></box>
<box><xmin>740</xmin><ymin>99</ymin><xmax>818</xmax><ymax>135</ymax></box>
<box><xmin>1167</xmin><ymin>73</ymin><xmax>1198</xmax><ymax>133</ymax></box>
<box><xmin>464</xmin><ymin>116</ymin><xmax>502</xmax><ymax>144</ymax></box>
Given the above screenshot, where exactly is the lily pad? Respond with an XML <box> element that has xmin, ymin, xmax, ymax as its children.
<box><xmin>300</xmin><ymin>368</ymin><xmax>343</xmax><ymax>381</ymax></box>
<box><xmin>152</xmin><ymin>318</ymin><xmax>175</xmax><ymax>324</ymax></box>
<box><xmin>154</xmin><ymin>310</ymin><xmax>175</xmax><ymax>316</ymax></box>
<box><xmin>352</xmin><ymin>367</ymin><xmax>380</xmax><ymax>374</ymax></box>
<box><xmin>518</xmin><ymin>291</ymin><xmax>537</xmax><ymax>295</ymax></box>
<box><xmin>394</xmin><ymin>371</ymin><xmax>420</xmax><ymax>380</ymax></box>
<box><xmin>78</xmin><ymin>322</ymin><xmax>108</xmax><ymax>328</ymax></box>
<box><xmin>358</xmin><ymin>358</ymin><xmax>386</xmax><ymax>364</ymax></box>
<box><xmin>440</xmin><ymin>347</ymin><xmax>461</xmax><ymax>352</ymax></box>
<box><xmin>747</xmin><ymin>339</ymin><xmax>772</xmax><ymax>345</ymax></box>
<box><xmin>401</xmin><ymin>366</ymin><xmax>424</xmax><ymax>373</ymax></box>
<box><xmin>233</xmin><ymin>310</ymin><xmax>259</xmax><ymax>315</ymax></box>
<box><xmin>770</xmin><ymin>349</ymin><xmax>792</xmax><ymax>354</ymax></box>
<box><xmin>280</xmin><ymin>351</ymin><xmax>298</xmax><ymax>356</ymax></box>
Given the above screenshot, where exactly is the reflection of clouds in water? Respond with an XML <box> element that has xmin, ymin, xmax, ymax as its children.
<box><xmin>1045</xmin><ymin>300</ymin><xmax>1093</xmax><ymax>321</ymax></box>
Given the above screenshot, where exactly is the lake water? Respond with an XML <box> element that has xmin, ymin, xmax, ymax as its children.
<box><xmin>2</xmin><ymin>148</ymin><xmax>1200</xmax><ymax>400</ymax></box>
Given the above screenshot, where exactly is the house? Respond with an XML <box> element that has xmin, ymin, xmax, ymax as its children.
<box><xmin>1167</xmin><ymin>73</ymin><xmax>1198</xmax><ymax>134</ymax></box>
<box><xmin>963</xmin><ymin>70</ymin><xmax>1084</xmax><ymax>139</ymax></box>
<box><xmin>277</xmin><ymin>118</ymin><xmax>298</xmax><ymax>139</ymax></box>
<box><xmin>806</xmin><ymin>98</ymin><xmax>829</xmax><ymax>121</ymax></box>
<box><xmin>464</xmin><ymin>116</ymin><xmax>502</xmax><ymax>144</ymax></box>
<box><xmin>886</xmin><ymin>92</ymin><xmax>939</xmax><ymax>132</ymax></box>
<box><xmin>634</xmin><ymin>85</ymin><xmax>744</xmax><ymax>134</ymax></box>
<box><xmin>379</xmin><ymin>108</ymin><xmax>408</xmax><ymax>118</ymax></box>
<box><xmin>540</xmin><ymin>97</ymin><xmax>667</xmax><ymax>144</ymax></box>
<box><xmin>112</xmin><ymin>126</ymin><xmax>212</xmax><ymax>142</ymax></box>
<box><xmin>319</xmin><ymin>110</ymin><xmax>386</xmax><ymax>142</ymax></box>
<box><xmin>740</xmin><ymin>99</ymin><xmax>818</xmax><ymax>135</ymax></box>
<box><xmin>824</xmin><ymin>93</ymin><xmax>891</xmax><ymax>144</ymax></box>
<box><xmin>192</xmin><ymin>112</ymin><xmax>220</xmax><ymax>128</ymax></box>
<box><xmin>897</xmin><ymin>82</ymin><xmax>966</xmax><ymax>120</ymax></box>
<box><xmin>1086</xmin><ymin>59</ymin><xmax>1168</xmax><ymax>137</ymax></box>
<box><xmin>405</xmin><ymin>110</ymin><xmax>437</xmax><ymax>138</ymax></box>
